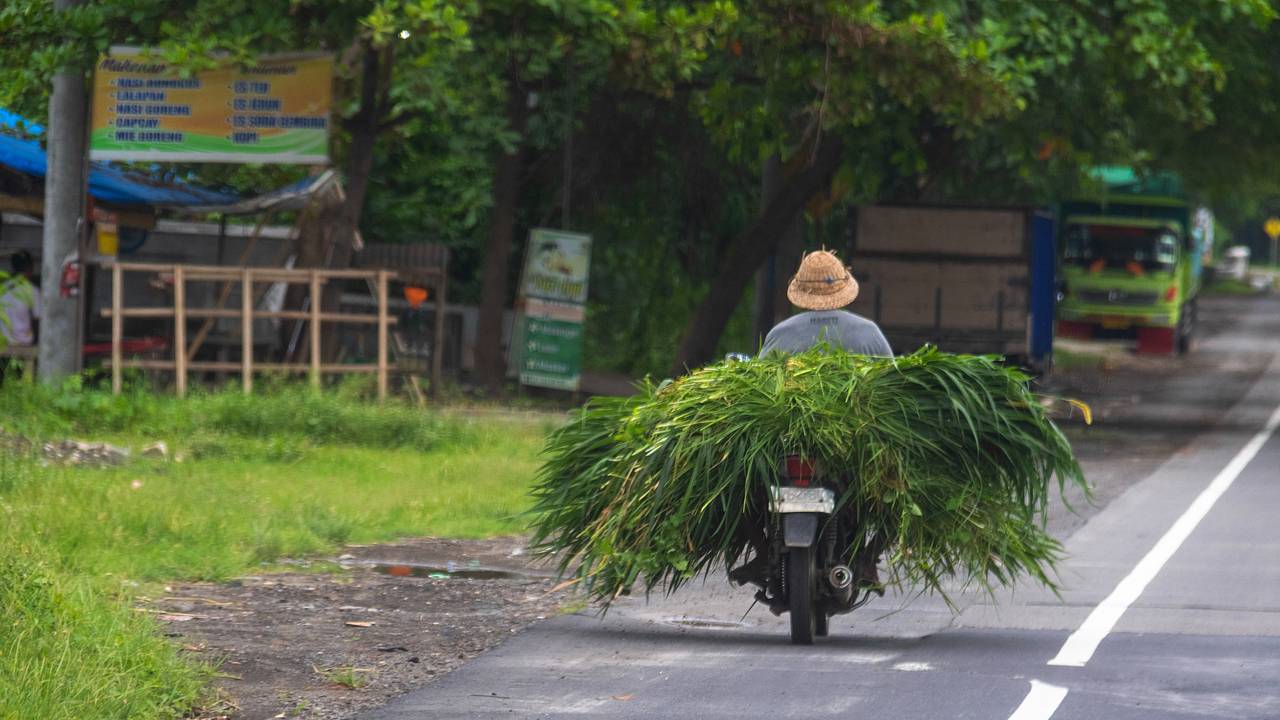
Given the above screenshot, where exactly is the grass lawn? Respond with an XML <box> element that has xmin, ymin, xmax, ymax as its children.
<box><xmin>0</xmin><ymin>379</ymin><xmax>556</xmax><ymax>718</ymax></box>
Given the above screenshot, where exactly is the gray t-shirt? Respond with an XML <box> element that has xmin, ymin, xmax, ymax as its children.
<box><xmin>759</xmin><ymin>310</ymin><xmax>893</xmax><ymax>357</ymax></box>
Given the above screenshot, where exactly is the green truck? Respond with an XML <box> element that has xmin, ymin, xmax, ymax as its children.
<box><xmin>1056</xmin><ymin>168</ymin><xmax>1210</xmax><ymax>354</ymax></box>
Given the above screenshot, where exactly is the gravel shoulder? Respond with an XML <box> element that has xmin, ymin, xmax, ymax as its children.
<box><xmin>148</xmin><ymin>537</ymin><xmax>567</xmax><ymax>720</ymax></box>
<box><xmin>1038</xmin><ymin>294</ymin><xmax>1278</xmax><ymax>537</ymax></box>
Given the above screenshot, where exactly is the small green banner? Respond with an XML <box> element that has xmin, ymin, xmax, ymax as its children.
<box><xmin>515</xmin><ymin>229</ymin><xmax>591</xmax><ymax>392</ymax></box>
<box><xmin>518</xmin><ymin>310</ymin><xmax>584</xmax><ymax>391</ymax></box>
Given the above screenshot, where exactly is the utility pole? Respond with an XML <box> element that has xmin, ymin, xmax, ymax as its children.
<box><xmin>39</xmin><ymin>0</ymin><xmax>88</xmax><ymax>383</ymax></box>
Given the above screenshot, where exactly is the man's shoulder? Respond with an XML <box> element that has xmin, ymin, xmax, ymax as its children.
<box><xmin>834</xmin><ymin>310</ymin><xmax>878</xmax><ymax>328</ymax></box>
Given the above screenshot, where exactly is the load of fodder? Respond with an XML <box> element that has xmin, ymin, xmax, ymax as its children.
<box><xmin>530</xmin><ymin>347</ymin><xmax>1088</xmax><ymax>606</ymax></box>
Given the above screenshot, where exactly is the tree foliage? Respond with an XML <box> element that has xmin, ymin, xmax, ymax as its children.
<box><xmin>4</xmin><ymin>1</ymin><xmax>1280</xmax><ymax>378</ymax></box>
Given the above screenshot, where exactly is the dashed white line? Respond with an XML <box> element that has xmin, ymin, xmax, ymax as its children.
<box><xmin>1007</xmin><ymin>680</ymin><xmax>1068</xmax><ymax>720</ymax></box>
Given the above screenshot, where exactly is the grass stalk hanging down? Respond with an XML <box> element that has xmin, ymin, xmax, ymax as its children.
<box><xmin>530</xmin><ymin>346</ymin><xmax>1087</xmax><ymax>606</ymax></box>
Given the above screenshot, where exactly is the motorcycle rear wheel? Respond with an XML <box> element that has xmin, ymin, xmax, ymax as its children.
<box><xmin>787</xmin><ymin>546</ymin><xmax>816</xmax><ymax>645</ymax></box>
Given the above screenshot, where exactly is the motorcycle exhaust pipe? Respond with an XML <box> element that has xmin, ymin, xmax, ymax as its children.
<box><xmin>828</xmin><ymin>565</ymin><xmax>854</xmax><ymax>591</ymax></box>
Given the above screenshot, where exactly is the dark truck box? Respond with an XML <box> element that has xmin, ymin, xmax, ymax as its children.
<box><xmin>847</xmin><ymin>205</ymin><xmax>1056</xmax><ymax>366</ymax></box>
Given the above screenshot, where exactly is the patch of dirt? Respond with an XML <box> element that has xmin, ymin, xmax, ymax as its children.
<box><xmin>144</xmin><ymin>536</ymin><xmax>567</xmax><ymax>720</ymax></box>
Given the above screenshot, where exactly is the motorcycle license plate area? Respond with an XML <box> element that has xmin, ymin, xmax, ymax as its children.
<box><xmin>768</xmin><ymin>486</ymin><xmax>836</xmax><ymax>514</ymax></box>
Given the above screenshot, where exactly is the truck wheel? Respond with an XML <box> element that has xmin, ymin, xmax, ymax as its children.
<box><xmin>1176</xmin><ymin>302</ymin><xmax>1195</xmax><ymax>355</ymax></box>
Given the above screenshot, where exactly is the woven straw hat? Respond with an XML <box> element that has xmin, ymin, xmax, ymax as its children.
<box><xmin>786</xmin><ymin>250</ymin><xmax>859</xmax><ymax>310</ymax></box>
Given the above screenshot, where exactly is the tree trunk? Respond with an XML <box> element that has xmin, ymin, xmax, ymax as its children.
<box><xmin>474</xmin><ymin>71</ymin><xmax>530</xmax><ymax>390</ymax></box>
<box><xmin>285</xmin><ymin>42</ymin><xmax>384</xmax><ymax>363</ymax></box>
<box><xmin>670</xmin><ymin>135</ymin><xmax>845</xmax><ymax>374</ymax></box>
<box><xmin>751</xmin><ymin>154</ymin><xmax>807</xmax><ymax>347</ymax></box>
<box><xmin>772</xmin><ymin>209</ymin><xmax>805</xmax><ymax>323</ymax></box>
<box><xmin>321</xmin><ymin>44</ymin><xmax>383</xmax><ymax>360</ymax></box>
<box><xmin>751</xmin><ymin>155</ymin><xmax>782</xmax><ymax>347</ymax></box>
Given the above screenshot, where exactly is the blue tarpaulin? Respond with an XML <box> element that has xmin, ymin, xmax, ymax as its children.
<box><xmin>0</xmin><ymin>108</ymin><xmax>238</xmax><ymax>208</ymax></box>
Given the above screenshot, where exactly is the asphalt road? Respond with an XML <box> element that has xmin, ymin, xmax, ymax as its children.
<box><xmin>364</xmin><ymin>294</ymin><xmax>1280</xmax><ymax>720</ymax></box>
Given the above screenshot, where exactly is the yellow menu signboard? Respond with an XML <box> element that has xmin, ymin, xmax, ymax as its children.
<box><xmin>91</xmin><ymin>48</ymin><xmax>332</xmax><ymax>164</ymax></box>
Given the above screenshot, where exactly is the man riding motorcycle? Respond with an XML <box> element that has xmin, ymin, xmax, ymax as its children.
<box><xmin>729</xmin><ymin>249</ymin><xmax>894</xmax><ymax>604</ymax></box>
<box><xmin>759</xmin><ymin>249</ymin><xmax>892</xmax><ymax>358</ymax></box>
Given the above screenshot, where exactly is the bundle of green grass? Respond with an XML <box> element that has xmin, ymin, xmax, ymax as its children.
<box><xmin>530</xmin><ymin>347</ymin><xmax>1087</xmax><ymax>606</ymax></box>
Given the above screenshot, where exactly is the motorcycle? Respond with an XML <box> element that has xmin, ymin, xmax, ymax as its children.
<box><xmin>729</xmin><ymin>454</ymin><xmax>882</xmax><ymax>644</ymax></box>
<box><xmin>721</xmin><ymin>354</ymin><xmax>883</xmax><ymax>644</ymax></box>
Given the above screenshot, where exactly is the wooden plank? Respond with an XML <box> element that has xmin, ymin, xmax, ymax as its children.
<box><xmin>111</xmin><ymin>262</ymin><xmax>122</xmax><ymax>396</ymax></box>
<box><xmin>108</xmin><ymin>359</ymin><xmax>178</xmax><ymax>370</ymax></box>
<box><xmin>102</xmin><ymin>308</ymin><xmax>209</xmax><ymax>318</ymax></box>
<box><xmin>187</xmin><ymin>213</ymin><xmax>270</xmax><ymax>361</ymax></box>
<box><xmin>173</xmin><ymin>266</ymin><xmax>187</xmax><ymax>398</ymax></box>
<box><xmin>431</xmin><ymin>257</ymin><xmax>447</xmax><ymax>398</ymax></box>
<box><xmin>309</xmin><ymin>271</ymin><xmax>321</xmax><ymax>388</ymax></box>
<box><xmin>109</xmin><ymin>359</ymin><xmax>380</xmax><ymax>374</ymax></box>
<box><xmin>112</xmin><ymin>262</ymin><xmax>178</xmax><ymax>272</ymax></box>
<box><xmin>111</xmin><ymin>360</ymin><xmax>236</xmax><ymax>372</ymax></box>
<box><xmin>100</xmin><ymin>308</ymin><xmax>168</xmax><ymax>318</ymax></box>
<box><xmin>320</xmin><ymin>364</ymin><xmax>378</xmax><ymax>373</ymax></box>
<box><xmin>261</xmin><ymin>363</ymin><xmax>378</xmax><ymax>373</ymax></box>
<box><xmin>103</xmin><ymin>308</ymin><xmax>398</xmax><ymax>324</ymax></box>
<box><xmin>377</xmin><ymin>270</ymin><xmax>389</xmax><ymax>402</ymax></box>
<box><xmin>242</xmin><ymin>268</ymin><xmax>253</xmax><ymax>394</ymax></box>
<box><xmin>112</xmin><ymin>262</ymin><xmax>399</xmax><ymax>282</ymax></box>
<box><xmin>319</xmin><ymin>312</ymin><xmax>391</xmax><ymax>324</ymax></box>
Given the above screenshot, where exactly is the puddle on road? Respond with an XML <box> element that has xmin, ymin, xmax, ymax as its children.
<box><xmin>662</xmin><ymin>616</ymin><xmax>750</xmax><ymax>630</ymax></box>
<box><xmin>368</xmin><ymin>561</ymin><xmax>530</xmax><ymax>581</ymax></box>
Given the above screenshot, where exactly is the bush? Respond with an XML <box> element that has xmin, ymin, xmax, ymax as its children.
<box><xmin>0</xmin><ymin>378</ymin><xmax>466</xmax><ymax>452</ymax></box>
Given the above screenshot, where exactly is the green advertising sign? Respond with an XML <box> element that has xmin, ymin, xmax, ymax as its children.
<box><xmin>517</xmin><ymin>310</ymin><xmax>584</xmax><ymax>391</ymax></box>
<box><xmin>515</xmin><ymin>228</ymin><xmax>591</xmax><ymax>392</ymax></box>
<box><xmin>521</xmin><ymin>229</ymin><xmax>591</xmax><ymax>304</ymax></box>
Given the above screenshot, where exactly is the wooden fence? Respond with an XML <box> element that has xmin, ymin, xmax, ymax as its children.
<box><xmin>103</xmin><ymin>262</ymin><xmax>414</xmax><ymax>400</ymax></box>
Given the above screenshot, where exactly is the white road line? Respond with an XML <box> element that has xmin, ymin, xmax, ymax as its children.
<box><xmin>1008</xmin><ymin>400</ymin><xmax>1280</xmax><ymax>720</ymax></box>
<box><xmin>1008</xmin><ymin>680</ymin><xmax>1068</xmax><ymax>720</ymax></box>
<box><xmin>1048</xmin><ymin>402</ymin><xmax>1280</xmax><ymax>668</ymax></box>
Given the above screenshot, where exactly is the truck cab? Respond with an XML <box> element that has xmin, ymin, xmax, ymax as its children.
<box><xmin>1055</xmin><ymin>168</ymin><xmax>1207</xmax><ymax>355</ymax></box>
<box><xmin>1057</xmin><ymin>216</ymin><xmax>1195</xmax><ymax>353</ymax></box>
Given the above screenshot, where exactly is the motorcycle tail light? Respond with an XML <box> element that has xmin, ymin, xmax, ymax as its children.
<box><xmin>783</xmin><ymin>455</ymin><xmax>814</xmax><ymax>487</ymax></box>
